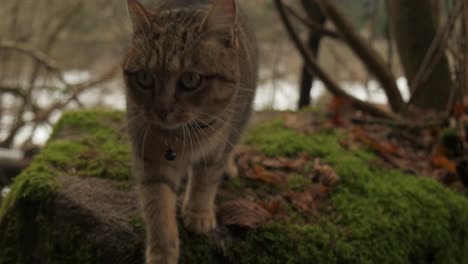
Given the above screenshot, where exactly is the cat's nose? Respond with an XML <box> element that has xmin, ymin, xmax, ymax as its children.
<box><xmin>156</xmin><ymin>109</ymin><xmax>168</xmax><ymax>121</ymax></box>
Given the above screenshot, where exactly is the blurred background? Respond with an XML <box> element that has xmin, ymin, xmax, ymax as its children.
<box><xmin>0</xmin><ymin>0</ymin><xmax>465</xmax><ymax>147</ymax></box>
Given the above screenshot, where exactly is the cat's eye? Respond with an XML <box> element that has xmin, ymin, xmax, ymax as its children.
<box><xmin>133</xmin><ymin>70</ymin><xmax>154</xmax><ymax>90</ymax></box>
<box><xmin>179</xmin><ymin>72</ymin><xmax>202</xmax><ymax>91</ymax></box>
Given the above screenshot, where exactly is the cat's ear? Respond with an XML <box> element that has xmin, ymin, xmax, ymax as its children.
<box><xmin>202</xmin><ymin>0</ymin><xmax>238</xmax><ymax>46</ymax></box>
<box><xmin>127</xmin><ymin>0</ymin><xmax>154</xmax><ymax>32</ymax></box>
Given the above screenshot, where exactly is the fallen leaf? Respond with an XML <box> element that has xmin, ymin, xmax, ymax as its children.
<box><xmin>245</xmin><ymin>164</ymin><xmax>285</xmax><ymax>184</ymax></box>
<box><xmin>261</xmin><ymin>153</ymin><xmax>309</xmax><ymax>171</ymax></box>
<box><xmin>259</xmin><ymin>198</ymin><xmax>282</xmax><ymax>216</ymax></box>
<box><xmin>431</xmin><ymin>154</ymin><xmax>456</xmax><ymax>173</ymax></box>
<box><xmin>451</xmin><ymin>102</ymin><xmax>465</xmax><ymax>118</ymax></box>
<box><xmin>283</xmin><ymin>190</ymin><xmax>318</xmax><ymax>213</ymax></box>
<box><xmin>261</xmin><ymin>158</ymin><xmax>286</xmax><ymax>169</ymax></box>
<box><xmin>352</xmin><ymin>127</ymin><xmax>402</xmax><ymax>157</ymax></box>
<box><xmin>284</xmin><ymin>113</ymin><xmax>317</xmax><ymax>133</ymax></box>
<box><xmin>218</xmin><ymin>199</ymin><xmax>271</xmax><ymax>229</ymax></box>
<box><xmin>312</xmin><ymin>159</ymin><xmax>340</xmax><ymax>187</ymax></box>
<box><xmin>309</xmin><ymin>184</ymin><xmax>330</xmax><ymax>198</ymax></box>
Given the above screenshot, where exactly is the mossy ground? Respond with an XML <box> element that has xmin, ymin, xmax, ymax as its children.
<box><xmin>1</xmin><ymin>111</ymin><xmax>468</xmax><ymax>264</ymax></box>
<box><xmin>0</xmin><ymin>110</ymin><xmax>132</xmax><ymax>264</ymax></box>
<box><xmin>241</xmin><ymin>120</ymin><xmax>468</xmax><ymax>264</ymax></box>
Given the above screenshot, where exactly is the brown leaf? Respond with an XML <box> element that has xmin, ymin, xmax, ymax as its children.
<box><xmin>308</xmin><ymin>184</ymin><xmax>330</xmax><ymax>200</ymax></box>
<box><xmin>261</xmin><ymin>158</ymin><xmax>286</xmax><ymax>169</ymax></box>
<box><xmin>245</xmin><ymin>164</ymin><xmax>285</xmax><ymax>184</ymax></box>
<box><xmin>283</xmin><ymin>190</ymin><xmax>318</xmax><ymax>213</ymax></box>
<box><xmin>284</xmin><ymin>113</ymin><xmax>317</xmax><ymax>133</ymax></box>
<box><xmin>352</xmin><ymin>127</ymin><xmax>402</xmax><ymax>157</ymax></box>
<box><xmin>218</xmin><ymin>199</ymin><xmax>271</xmax><ymax>229</ymax></box>
<box><xmin>259</xmin><ymin>198</ymin><xmax>282</xmax><ymax>216</ymax></box>
<box><xmin>431</xmin><ymin>154</ymin><xmax>456</xmax><ymax>173</ymax></box>
<box><xmin>312</xmin><ymin>159</ymin><xmax>340</xmax><ymax>187</ymax></box>
<box><xmin>261</xmin><ymin>153</ymin><xmax>309</xmax><ymax>171</ymax></box>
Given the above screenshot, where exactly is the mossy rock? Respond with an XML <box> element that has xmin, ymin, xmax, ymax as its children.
<box><xmin>1</xmin><ymin>110</ymin><xmax>468</xmax><ymax>264</ymax></box>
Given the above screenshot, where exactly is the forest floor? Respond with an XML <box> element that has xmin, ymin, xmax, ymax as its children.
<box><xmin>1</xmin><ymin>107</ymin><xmax>468</xmax><ymax>263</ymax></box>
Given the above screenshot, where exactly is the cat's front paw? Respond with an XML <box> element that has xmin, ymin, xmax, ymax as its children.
<box><xmin>146</xmin><ymin>248</ymin><xmax>178</xmax><ymax>264</ymax></box>
<box><xmin>224</xmin><ymin>153</ymin><xmax>239</xmax><ymax>178</ymax></box>
<box><xmin>182</xmin><ymin>207</ymin><xmax>216</xmax><ymax>234</ymax></box>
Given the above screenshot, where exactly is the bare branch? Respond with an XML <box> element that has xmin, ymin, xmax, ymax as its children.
<box><xmin>0</xmin><ymin>40</ymin><xmax>66</xmax><ymax>84</ymax></box>
<box><xmin>284</xmin><ymin>4</ymin><xmax>342</xmax><ymax>40</ymax></box>
<box><xmin>44</xmin><ymin>0</ymin><xmax>84</xmax><ymax>52</ymax></box>
<box><xmin>33</xmin><ymin>65</ymin><xmax>120</xmax><ymax>123</ymax></box>
<box><xmin>316</xmin><ymin>0</ymin><xmax>407</xmax><ymax>114</ymax></box>
<box><xmin>274</xmin><ymin>0</ymin><xmax>400</xmax><ymax>120</ymax></box>
<box><xmin>0</xmin><ymin>85</ymin><xmax>27</xmax><ymax>99</ymax></box>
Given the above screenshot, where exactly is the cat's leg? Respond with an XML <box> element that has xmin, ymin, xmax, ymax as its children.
<box><xmin>136</xmin><ymin>159</ymin><xmax>184</xmax><ymax>264</ymax></box>
<box><xmin>224</xmin><ymin>151</ymin><xmax>238</xmax><ymax>178</ymax></box>
<box><xmin>182</xmin><ymin>154</ymin><xmax>225</xmax><ymax>234</ymax></box>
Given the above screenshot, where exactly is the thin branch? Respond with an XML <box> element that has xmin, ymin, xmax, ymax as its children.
<box><xmin>0</xmin><ymin>85</ymin><xmax>27</xmax><ymax>99</ymax></box>
<box><xmin>316</xmin><ymin>0</ymin><xmax>407</xmax><ymax>115</ymax></box>
<box><xmin>33</xmin><ymin>65</ymin><xmax>120</xmax><ymax>123</ymax></box>
<box><xmin>45</xmin><ymin>0</ymin><xmax>84</xmax><ymax>53</ymax></box>
<box><xmin>274</xmin><ymin>0</ymin><xmax>400</xmax><ymax>120</ymax></box>
<box><xmin>409</xmin><ymin>1</ymin><xmax>463</xmax><ymax>104</ymax></box>
<box><xmin>284</xmin><ymin>4</ymin><xmax>342</xmax><ymax>40</ymax></box>
<box><xmin>1</xmin><ymin>1</ymin><xmax>84</xmax><ymax>148</ymax></box>
<box><xmin>0</xmin><ymin>40</ymin><xmax>66</xmax><ymax>84</ymax></box>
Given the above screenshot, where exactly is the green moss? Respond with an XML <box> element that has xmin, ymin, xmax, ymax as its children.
<box><xmin>50</xmin><ymin>111</ymin><xmax>131</xmax><ymax>181</ymax></box>
<box><xmin>246</xmin><ymin>120</ymin><xmax>348</xmax><ymax>158</ymax></box>
<box><xmin>0</xmin><ymin>110</ymin><xmax>133</xmax><ymax>264</ymax></box>
<box><xmin>243</xmin><ymin>119</ymin><xmax>468</xmax><ymax>263</ymax></box>
<box><xmin>233</xmin><ymin>223</ymin><xmax>340</xmax><ymax>264</ymax></box>
<box><xmin>179</xmin><ymin>227</ymin><xmax>221</xmax><ymax>264</ymax></box>
<box><xmin>298</xmin><ymin>106</ymin><xmax>328</xmax><ymax>121</ymax></box>
<box><xmin>286</xmin><ymin>174</ymin><xmax>311</xmax><ymax>192</ymax></box>
<box><xmin>3</xmin><ymin>111</ymin><xmax>468</xmax><ymax>263</ymax></box>
<box><xmin>51</xmin><ymin>110</ymin><xmax>124</xmax><ymax>139</ymax></box>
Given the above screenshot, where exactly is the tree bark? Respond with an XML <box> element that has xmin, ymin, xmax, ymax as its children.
<box><xmin>463</xmin><ymin>0</ymin><xmax>468</xmax><ymax>95</ymax></box>
<box><xmin>297</xmin><ymin>0</ymin><xmax>326</xmax><ymax>109</ymax></box>
<box><xmin>388</xmin><ymin>0</ymin><xmax>453</xmax><ymax>111</ymax></box>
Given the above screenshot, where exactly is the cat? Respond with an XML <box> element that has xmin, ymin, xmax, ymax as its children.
<box><xmin>122</xmin><ymin>0</ymin><xmax>258</xmax><ymax>263</ymax></box>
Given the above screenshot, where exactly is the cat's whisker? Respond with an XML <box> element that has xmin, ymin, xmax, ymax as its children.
<box><xmin>181</xmin><ymin>122</ymin><xmax>187</xmax><ymax>158</ymax></box>
<box><xmin>188</xmin><ymin>120</ymin><xmax>208</xmax><ymax>176</ymax></box>
<box><xmin>192</xmin><ymin>121</ymin><xmax>227</xmax><ymax>172</ymax></box>
<box><xmin>136</xmin><ymin>21</ymin><xmax>153</xmax><ymax>56</ymax></box>
<box><xmin>195</xmin><ymin>118</ymin><xmax>235</xmax><ymax>149</ymax></box>
<box><xmin>198</xmin><ymin>112</ymin><xmax>243</xmax><ymax>138</ymax></box>
<box><xmin>133</xmin><ymin>123</ymin><xmax>151</xmax><ymax>177</ymax></box>
<box><xmin>132</xmin><ymin>42</ymin><xmax>148</xmax><ymax>58</ymax></box>
<box><xmin>120</xmin><ymin>113</ymin><xmax>144</xmax><ymax>132</ymax></box>
<box><xmin>134</xmin><ymin>37</ymin><xmax>151</xmax><ymax>57</ymax></box>
<box><xmin>141</xmin><ymin>124</ymin><xmax>151</xmax><ymax>164</ymax></box>
<box><xmin>185</xmin><ymin>122</ymin><xmax>194</xmax><ymax>161</ymax></box>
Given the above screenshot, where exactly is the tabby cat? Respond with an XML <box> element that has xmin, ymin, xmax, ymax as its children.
<box><xmin>123</xmin><ymin>0</ymin><xmax>258</xmax><ymax>263</ymax></box>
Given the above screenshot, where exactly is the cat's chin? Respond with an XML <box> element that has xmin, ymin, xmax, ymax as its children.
<box><xmin>151</xmin><ymin>121</ymin><xmax>185</xmax><ymax>131</ymax></box>
<box><xmin>151</xmin><ymin>119</ymin><xmax>218</xmax><ymax>133</ymax></box>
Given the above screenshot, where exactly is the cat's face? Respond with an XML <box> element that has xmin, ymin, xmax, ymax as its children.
<box><xmin>123</xmin><ymin>0</ymin><xmax>240</xmax><ymax>130</ymax></box>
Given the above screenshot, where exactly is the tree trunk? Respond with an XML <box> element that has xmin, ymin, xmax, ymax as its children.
<box><xmin>463</xmin><ymin>0</ymin><xmax>468</xmax><ymax>95</ymax></box>
<box><xmin>388</xmin><ymin>0</ymin><xmax>453</xmax><ymax>111</ymax></box>
<box><xmin>297</xmin><ymin>0</ymin><xmax>326</xmax><ymax>109</ymax></box>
